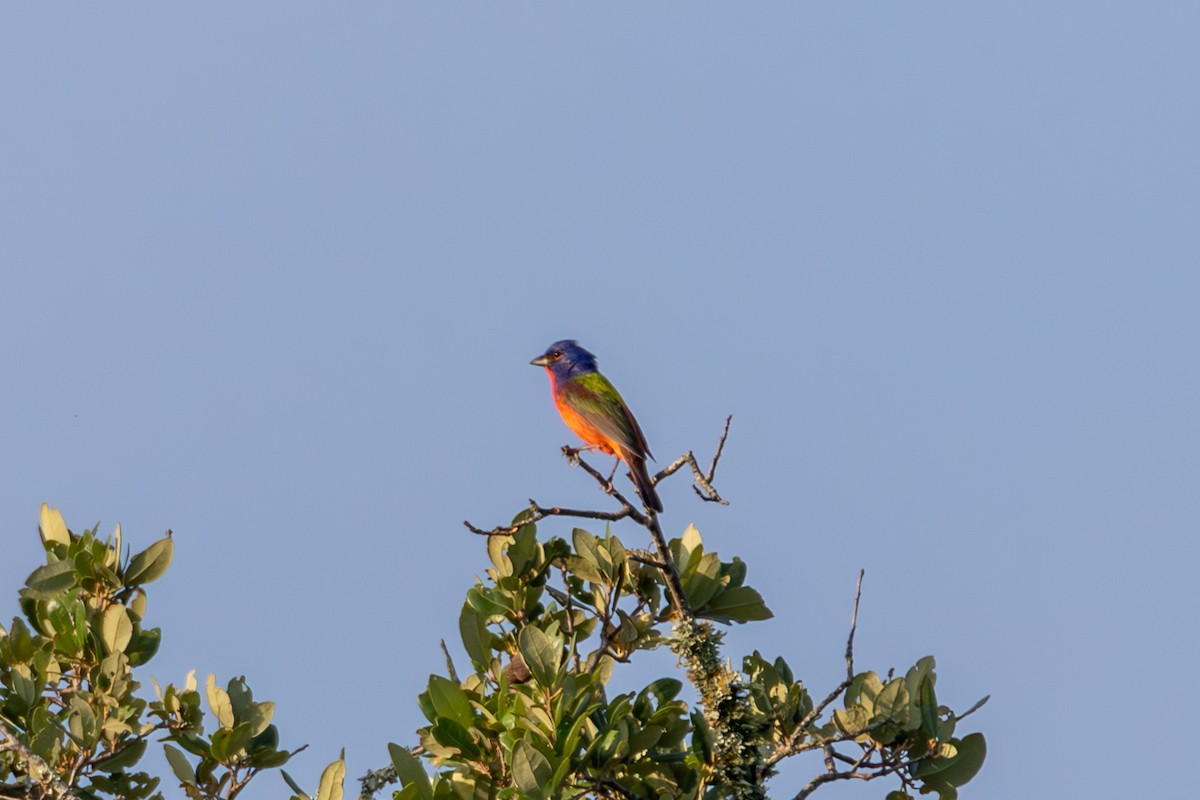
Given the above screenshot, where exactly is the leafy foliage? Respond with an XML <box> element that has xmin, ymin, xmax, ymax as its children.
<box><xmin>372</xmin><ymin>513</ymin><xmax>987</xmax><ymax>800</ymax></box>
<box><xmin>3</xmin><ymin>499</ymin><xmax>987</xmax><ymax>800</ymax></box>
<box><xmin>0</xmin><ymin>504</ymin><xmax>298</xmax><ymax>800</ymax></box>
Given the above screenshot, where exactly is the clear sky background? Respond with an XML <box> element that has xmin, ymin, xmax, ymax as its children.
<box><xmin>2</xmin><ymin>4</ymin><xmax>1197</xmax><ymax>799</ymax></box>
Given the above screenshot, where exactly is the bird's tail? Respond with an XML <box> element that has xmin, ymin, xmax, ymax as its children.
<box><xmin>628</xmin><ymin>454</ymin><xmax>664</xmax><ymax>513</ymax></box>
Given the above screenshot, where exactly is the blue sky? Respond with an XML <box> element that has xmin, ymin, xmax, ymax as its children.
<box><xmin>2</xmin><ymin>4</ymin><xmax>1197</xmax><ymax>798</ymax></box>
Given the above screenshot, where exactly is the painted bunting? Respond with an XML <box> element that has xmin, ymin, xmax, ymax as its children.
<box><xmin>530</xmin><ymin>340</ymin><xmax>663</xmax><ymax>513</ymax></box>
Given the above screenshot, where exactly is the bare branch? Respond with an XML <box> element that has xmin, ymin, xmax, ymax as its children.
<box><xmin>654</xmin><ymin>415</ymin><xmax>733</xmax><ymax>504</ymax></box>
<box><xmin>767</xmin><ymin>571</ymin><xmax>867</xmax><ymax>768</ymax></box>
<box><xmin>793</xmin><ymin>741</ymin><xmax>901</xmax><ymax>800</ymax></box>
<box><xmin>626</xmin><ymin>549</ymin><xmax>668</xmax><ymax>570</ymax></box>
<box><xmin>846</xmin><ymin>569</ymin><xmax>864</xmax><ymax>681</ymax></box>
<box><xmin>463</xmin><ymin>416</ymin><xmax>737</xmax><ymax>620</ymax></box>
<box><xmin>465</xmin><ymin>499</ymin><xmax>639</xmax><ymax>538</ymax></box>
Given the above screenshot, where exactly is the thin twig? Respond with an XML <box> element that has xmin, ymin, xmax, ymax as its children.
<box><xmin>464</xmin><ymin>418</ymin><xmax>737</xmax><ymax>620</ymax></box>
<box><xmin>767</xmin><ymin>571</ymin><xmax>867</xmax><ymax>768</ymax></box>
<box><xmin>465</xmin><ymin>500</ymin><xmax>639</xmax><ymax>537</ymax></box>
<box><xmin>793</xmin><ymin>743</ymin><xmax>900</xmax><ymax>800</ymax></box>
<box><xmin>464</xmin><ymin>417</ymin><xmax>735</xmax><ymax>536</ymax></box>
<box><xmin>653</xmin><ymin>415</ymin><xmax>733</xmax><ymax>504</ymax></box>
<box><xmin>645</xmin><ymin>512</ymin><xmax>691</xmax><ymax>618</ymax></box>
<box><xmin>846</xmin><ymin>569</ymin><xmax>864</xmax><ymax>681</ymax></box>
<box><xmin>626</xmin><ymin>549</ymin><xmax>668</xmax><ymax>570</ymax></box>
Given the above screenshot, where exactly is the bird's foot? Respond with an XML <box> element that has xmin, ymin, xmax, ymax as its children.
<box><xmin>563</xmin><ymin>444</ymin><xmax>602</xmax><ymax>464</ymax></box>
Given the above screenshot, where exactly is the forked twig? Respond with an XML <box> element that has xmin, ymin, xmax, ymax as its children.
<box><xmin>654</xmin><ymin>415</ymin><xmax>732</xmax><ymax>504</ymax></box>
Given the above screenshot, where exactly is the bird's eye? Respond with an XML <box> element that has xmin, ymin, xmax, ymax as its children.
<box><xmin>551</xmin><ymin>351</ymin><xmax>562</xmax><ymax>359</ymax></box>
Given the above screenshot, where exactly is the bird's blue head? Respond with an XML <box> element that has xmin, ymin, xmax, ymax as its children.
<box><xmin>530</xmin><ymin>340</ymin><xmax>599</xmax><ymax>381</ymax></box>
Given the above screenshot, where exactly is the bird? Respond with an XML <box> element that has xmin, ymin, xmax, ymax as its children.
<box><xmin>530</xmin><ymin>340</ymin><xmax>663</xmax><ymax>513</ymax></box>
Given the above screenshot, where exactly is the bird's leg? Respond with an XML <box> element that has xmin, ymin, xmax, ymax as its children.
<box><xmin>606</xmin><ymin>459</ymin><xmax>620</xmax><ymax>487</ymax></box>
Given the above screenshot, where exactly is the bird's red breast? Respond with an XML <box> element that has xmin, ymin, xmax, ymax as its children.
<box><xmin>553</xmin><ymin>390</ymin><xmax>619</xmax><ymax>456</ymax></box>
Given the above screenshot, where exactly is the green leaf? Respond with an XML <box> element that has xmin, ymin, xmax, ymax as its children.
<box><xmin>246</xmin><ymin>701</ymin><xmax>275</xmax><ymax>736</ymax></box>
<box><xmin>127</xmin><ymin>627</ymin><xmax>161</xmax><ymax>666</ymax></box>
<box><xmin>91</xmin><ymin>739</ymin><xmax>147</xmax><ymax>772</ymax></box>
<box><xmin>389</xmin><ymin>743</ymin><xmax>432</xmax><ymax>800</ymax></box>
<box><xmin>601</xmin><ymin>534</ymin><xmax>626</xmax><ymax>582</ymax></box>
<box><xmin>698</xmin><ymin>586</ymin><xmax>773</xmax><ymax>623</ymax></box>
<box><xmin>431</xmin><ymin>718</ymin><xmax>481</xmax><ymax>760</ymax></box>
<box><xmin>426</xmin><ymin>674</ymin><xmax>474</xmax><ymax>728</ymax></box>
<box><xmin>563</xmin><ymin>554</ymin><xmax>606</xmax><ymax>584</ymax></box>
<box><xmin>844</xmin><ymin>671</ymin><xmax>883</xmax><ymax>713</ymax></box>
<box><xmin>124</xmin><ymin>537</ymin><xmax>174</xmax><ymax>585</ymax></box>
<box><xmin>393</xmin><ymin>785</ymin><xmax>422</xmax><ymax>800</ymax></box>
<box><xmin>458</xmin><ymin>604</ymin><xmax>491</xmax><ymax>668</ymax></box>
<box><xmin>23</xmin><ymin>560</ymin><xmax>77</xmax><ymax>600</ymax></box>
<box><xmin>67</xmin><ymin>696</ymin><xmax>98</xmax><ymax>748</ymax></box>
<box><xmin>488</xmin><ymin>533</ymin><xmax>513</xmax><ymax>575</ymax></box>
<box><xmin>936</xmin><ymin>733</ymin><xmax>986</xmax><ymax>787</ymax></box>
<box><xmin>873</xmin><ymin>678</ymin><xmax>911</xmax><ymax>724</ymax></box>
<box><xmin>918</xmin><ymin>675</ymin><xmax>939</xmax><ymax>739</ymax></box>
<box><xmin>101</xmin><ymin>604</ymin><xmax>134</xmax><ymax>654</ymax></box>
<box><xmin>508</xmin><ymin>524</ymin><xmax>539</xmax><ymax>576</ymax></box>
<box><xmin>281</xmin><ymin>769</ymin><xmax>312</xmax><ymax>800</ymax></box>
<box><xmin>466</xmin><ymin>586</ymin><xmax>511</xmax><ymax>617</ymax></box>
<box><xmin>315</xmin><ymin>753</ymin><xmax>346</xmax><ymax>800</ymax></box>
<box><xmin>251</xmin><ymin>747</ymin><xmax>292</xmax><ymax>769</ymax></box>
<box><xmin>679</xmin><ymin>524</ymin><xmax>703</xmax><ymax>558</ymax></box>
<box><xmin>690</xmin><ymin>710</ymin><xmax>713</xmax><ymax>764</ymax></box>
<box><xmin>511</xmin><ymin>740</ymin><xmax>551</xmax><ymax>800</ymax></box>
<box><xmin>551</xmin><ymin>710</ymin><xmax>596</xmax><ymax>788</ymax></box>
<box><xmin>832</xmin><ymin>706</ymin><xmax>870</xmax><ymax>736</ymax></box>
<box><xmin>518</xmin><ymin>626</ymin><xmax>562</xmax><ymax>688</ymax></box>
<box><xmin>164</xmin><ymin>744</ymin><xmax>197</xmax><ymax>786</ymax></box>
<box><xmin>569</xmin><ymin>529</ymin><xmax>606</xmax><ymax>583</ymax></box>
<box><xmin>211</xmin><ymin>723</ymin><xmax>255</xmax><ymax>762</ymax></box>
<box><xmin>249</xmin><ymin>724</ymin><xmax>280</xmax><ymax>753</ymax></box>
<box><xmin>683</xmin><ymin>554</ymin><xmax>723</xmax><ymax>609</ymax></box>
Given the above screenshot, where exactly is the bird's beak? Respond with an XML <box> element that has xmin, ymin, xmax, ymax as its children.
<box><xmin>530</xmin><ymin>354</ymin><xmax>552</xmax><ymax>367</ymax></box>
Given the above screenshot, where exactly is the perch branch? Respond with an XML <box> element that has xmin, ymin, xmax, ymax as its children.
<box><xmin>463</xmin><ymin>418</ymin><xmax>736</xmax><ymax>617</ymax></box>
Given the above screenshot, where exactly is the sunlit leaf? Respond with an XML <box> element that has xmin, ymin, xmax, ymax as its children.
<box><xmin>39</xmin><ymin>503</ymin><xmax>70</xmax><ymax>547</ymax></box>
<box><xmin>315</xmin><ymin>752</ymin><xmax>345</xmax><ymax>800</ymax></box>
<box><xmin>206</xmin><ymin>673</ymin><xmax>236</xmax><ymax>729</ymax></box>
<box><xmin>101</xmin><ymin>604</ymin><xmax>134</xmax><ymax>654</ymax></box>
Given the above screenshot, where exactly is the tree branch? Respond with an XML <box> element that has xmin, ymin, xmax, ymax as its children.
<box><xmin>654</xmin><ymin>415</ymin><xmax>732</xmax><ymax>504</ymax></box>
<box><xmin>463</xmin><ymin>418</ymin><xmax>736</xmax><ymax>618</ymax></box>
<box><xmin>0</xmin><ymin>717</ymin><xmax>82</xmax><ymax>800</ymax></box>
